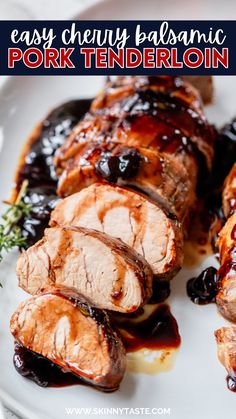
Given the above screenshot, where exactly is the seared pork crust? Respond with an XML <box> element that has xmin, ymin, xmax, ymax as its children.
<box><xmin>10</xmin><ymin>292</ymin><xmax>126</xmax><ymax>390</ymax></box>
<box><xmin>54</xmin><ymin>76</ymin><xmax>215</xmax><ymax>223</ymax></box>
<box><xmin>91</xmin><ymin>76</ymin><xmax>215</xmax><ymax>165</ymax></box>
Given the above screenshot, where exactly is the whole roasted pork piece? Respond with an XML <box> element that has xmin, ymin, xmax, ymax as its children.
<box><xmin>50</xmin><ymin>183</ymin><xmax>183</xmax><ymax>280</ymax></box>
<box><xmin>54</xmin><ymin>76</ymin><xmax>215</xmax><ymax>225</ymax></box>
<box><xmin>10</xmin><ymin>292</ymin><xmax>126</xmax><ymax>391</ymax></box>
<box><xmin>215</xmin><ymin>164</ymin><xmax>236</xmax><ymax>388</ymax></box>
<box><xmin>16</xmin><ymin>226</ymin><xmax>153</xmax><ymax>313</ymax></box>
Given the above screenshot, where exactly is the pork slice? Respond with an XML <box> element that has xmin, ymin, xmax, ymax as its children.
<box><xmin>216</xmin><ymin>212</ymin><xmax>236</xmax><ymax>322</ymax></box>
<box><xmin>223</xmin><ymin>163</ymin><xmax>236</xmax><ymax>218</ymax></box>
<box><xmin>215</xmin><ymin>326</ymin><xmax>236</xmax><ymax>383</ymax></box>
<box><xmin>92</xmin><ymin>75</ymin><xmax>210</xmax><ymax>111</ymax></box>
<box><xmin>10</xmin><ymin>293</ymin><xmax>126</xmax><ymax>390</ymax></box>
<box><xmin>50</xmin><ymin>183</ymin><xmax>183</xmax><ymax>279</ymax></box>
<box><xmin>16</xmin><ymin>226</ymin><xmax>153</xmax><ymax>313</ymax></box>
<box><xmin>55</xmin><ymin>141</ymin><xmax>195</xmax><ymax>224</ymax></box>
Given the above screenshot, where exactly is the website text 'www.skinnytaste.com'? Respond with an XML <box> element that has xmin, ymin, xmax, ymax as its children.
<box><xmin>65</xmin><ymin>407</ymin><xmax>171</xmax><ymax>416</ymax></box>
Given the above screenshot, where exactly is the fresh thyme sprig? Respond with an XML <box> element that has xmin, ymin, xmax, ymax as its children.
<box><xmin>0</xmin><ymin>180</ymin><xmax>32</xmax><ymax>263</ymax></box>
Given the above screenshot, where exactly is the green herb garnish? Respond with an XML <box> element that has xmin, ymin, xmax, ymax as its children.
<box><xmin>0</xmin><ymin>180</ymin><xmax>32</xmax><ymax>263</ymax></box>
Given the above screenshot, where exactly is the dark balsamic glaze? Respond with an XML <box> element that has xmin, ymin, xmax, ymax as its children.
<box><xmin>13</xmin><ymin>344</ymin><xmax>115</xmax><ymax>392</ymax></box>
<box><xmin>120</xmin><ymin>89</ymin><xmax>213</xmax><ymax>179</ymax></box>
<box><xmin>17</xmin><ymin>188</ymin><xmax>59</xmax><ymax>248</ymax></box>
<box><xmin>14</xmin><ymin>343</ymin><xmax>81</xmax><ymax>388</ymax></box>
<box><xmin>122</xmin><ymin>89</ymin><xmax>207</xmax><ymax>137</ymax></box>
<box><xmin>149</xmin><ymin>280</ymin><xmax>171</xmax><ymax>304</ymax></box>
<box><xmin>187</xmin><ymin>267</ymin><xmax>218</xmax><ymax>305</ymax></box>
<box><xmin>95</xmin><ymin>147</ymin><xmax>142</xmax><ymax>183</ymax></box>
<box><xmin>17</xmin><ymin>99</ymin><xmax>92</xmax><ymax>190</ymax></box>
<box><xmin>112</xmin><ymin>304</ymin><xmax>180</xmax><ymax>352</ymax></box>
<box><xmin>16</xmin><ymin>99</ymin><xmax>92</xmax><ymax>247</ymax></box>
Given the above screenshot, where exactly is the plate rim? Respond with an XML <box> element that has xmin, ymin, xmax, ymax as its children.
<box><xmin>0</xmin><ymin>389</ymin><xmax>44</xmax><ymax>419</ymax></box>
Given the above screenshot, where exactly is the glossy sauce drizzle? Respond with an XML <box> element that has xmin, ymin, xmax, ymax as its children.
<box><xmin>187</xmin><ymin>267</ymin><xmax>218</xmax><ymax>305</ymax></box>
<box><xmin>14</xmin><ymin>343</ymin><xmax>81</xmax><ymax>388</ymax></box>
<box><xmin>112</xmin><ymin>303</ymin><xmax>180</xmax><ymax>353</ymax></box>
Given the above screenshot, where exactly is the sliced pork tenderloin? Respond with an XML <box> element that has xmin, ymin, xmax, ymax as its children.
<box><xmin>10</xmin><ymin>292</ymin><xmax>126</xmax><ymax>391</ymax></box>
<box><xmin>55</xmin><ymin>139</ymin><xmax>195</xmax><ymax>223</ymax></box>
<box><xmin>50</xmin><ymin>183</ymin><xmax>183</xmax><ymax>279</ymax></box>
<box><xmin>16</xmin><ymin>226</ymin><xmax>153</xmax><ymax>313</ymax></box>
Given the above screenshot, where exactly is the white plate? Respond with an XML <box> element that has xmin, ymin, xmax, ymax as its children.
<box><xmin>0</xmin><ymin>1</ymin><xmax>236</xmax><ymax>419</ymax></box>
